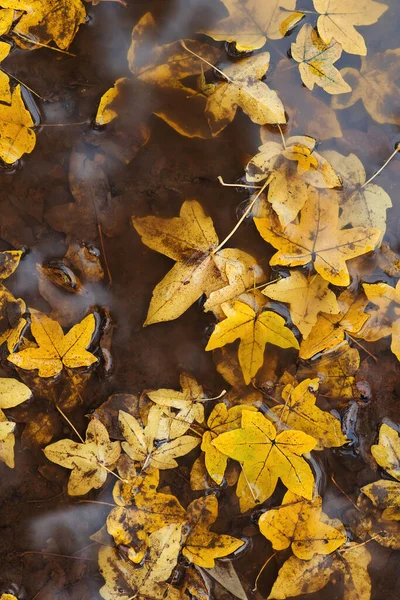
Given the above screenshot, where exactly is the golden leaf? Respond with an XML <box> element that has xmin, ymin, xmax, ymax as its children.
<box><xmin>200</xmin><ymin>403</ymin><xmax>257</xmax><ymax>485</ymax></box>
<box><xmin>99</xmin><ymin>524</ymin><xmax>183</xmax><ymax>600</ymax></box>
<box><xmin>247</xmin><ymin>136</ymin><xmax>341</xmax><ymax>226</ymax></box>
<box><xmin>182</xmin><ymin>495</ymin><xmax>244</xmax><ymax>568</ymax></box>
<box><xmin>8</xmin><ymin>310</ymin><xmax>98</xmax><ymax>378</ymax></box>
<box><xmin>0</xmin><ymin>41</ymin><xmax>11</xmax><ymax>103</ymax></box>
<box><xmin>0</xmin><ymin>376</ymin><xmax>31</xmax><ymax>468</ymax></box>
<box><xmin>371</xmin><ymin>423</ymin><xmax>400</xmax><ymax>481</ymax></box>
<box><xmin>0</xmin><ymin>85</ymin><xmax>36</xmax><ymax>164</ymax></box>
<box><xmin>206</xmin><ymin>299</ymin><xmax>299</xmax><ymax>384</ymax></box>
<box><xmin>95</xmin><ymin>78</ymin><xmax>129</xmax><ymax>126</ymax></box>
<box><xmin>213</xmin><ymin>410</ymin><xmax>316</xmax><ymax>511</ymax></box>
<box><xmin>264</xmin><ymin>271</ymin><xmax>340</xmax><ymax>339</ymax></box>
<box><xmin>254</xmin><ymin>188</ymin><xmax>381</xmax><ymax>286</ymax></box>
<box><xmin>119</xmin><ymin>406</ymin><xmax>200</xmax><ymax>470</ymax></box>
<box><xmin>360</xmin><ymin>282</ymin><xmax>400</xmax><ymax>360</ymax></box>
<box><xmin>361</xmin><ymin>480</ymin><xmax>400</xmax><ymax>521</ymax></box>
<box><xmin>0</xmin><ymin>9</ymin><xmax>13</xmax><ymax>36</ymax></box>
<box><xmin>323</xmin><ymin>151</ymin><xmax>392</xmax><ymax>233</ymax></box>
<box><xmin>259</xmin><ymin>490</ymin><xmax>346</xmax><ymax>558</ymax></box>
<box><xmin>300</xmin><ymin>343</ymin><xmax>360</xmax><ymax>398</ymax></box>
<box><xmin>198</xmin><ymin>0</ymin><xmax>304</xmax><ymax>51</ymax></box>
<box><xmin>43</xmin><ymin>418</ymin><xmax>121</xmax><ymax>495</ymax></box>
<box><xmin>299</xmin><ymin>288</ymin><xmax>370</xmax><ymax>359</ymax></box>
<box><xmin>205</xmin><ymin>52</ymin><xmax>285</xmax><ymax>136</ymax></box>
<box><xmin>314</xmin><ymin>0</ymin><xmax>388</xmax><ymax>56</ymax></box>
<box><xmin>291</xmin><ymin>24</ymin><xmax>351</xmax><ymax>94</ymax></box>
<box><xmin>332</xmin><ymin>50</ymin><xmax>400</xmax><ymax>125</ymax></box>
<box><xmin>1</xmin><ymin>0</ymin><xmax>87</xmax><ymax>50</ymax></box>
<box><xmin>272</xmin><ymin>378</ymin><xmax>347</xmax><ymax>449</ymax></box>
<box><xmin>147</xmin><ymin>373</ymin><xmax>206</xmax><ymax>439</ymax></box>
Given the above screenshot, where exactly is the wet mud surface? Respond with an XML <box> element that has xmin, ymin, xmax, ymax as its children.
<box><xmin>0</xmin><ymin>0</ymin><xmax>400</xmax><ymax>599</ymax></box>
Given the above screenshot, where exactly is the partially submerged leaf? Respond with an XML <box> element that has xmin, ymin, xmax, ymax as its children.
<box><xmin>360</xmin><ymin>282</ymin><xmax>400</xmax><ymax>360</ymax></box>
<box><xmin>213</xmin><ymin>410</ymin><xmax>316</xmax><ymax>511</ymax></box>
<box><xmin>361</xmin><ymin>479</ymin><xmax>400</xmax><ymax>520</ymax></box>
<box><xmin>272</xmin><ymin>378</ymin><xmax>347</xmax><ymax>449</ymax></box>
<box><xmin>259</xmin><ymin>491</ymin><xmax>346</xmax><ymax>558</ymax></box>
<box><xmin>199</xmin><ymin>0</ymin><xmax>304</xmax><ymax>51</ymax></box>
<box><xmin>371</xmin><ymin>423</ymin><xmax>400</xmax><ymax>480</ymax></box>
<box><xmin>8</xmin><ymin>310</ymin><xmax>97</xmax><ymax>378</ymax></box>
<box><xmin>206</xmin><ymin>299</ymin><xmax>299</xmax><ymax>384</ymax></box>
<box><xmin>0</xmin><ymin>85</ymin><xmax>36</xmax><ymax>164</ymax></box>
<box><xmin>300</xmin><ymin>343</ymin><xmax>360</xmax><ymax>398</ymax></box>
<box><xmin>43</xmin><ymin>418</ymin><xmax>121</xmax><ymax>495</ymax></box>
<box><xmin>95</xmin><ymin>78</ymin><xmax>129</xmax><ymax>126</ymax></box>
<box><xmin>291</xmin><ymin>24</ymin><xmax>351</xmax><ymax>94</ymax></box>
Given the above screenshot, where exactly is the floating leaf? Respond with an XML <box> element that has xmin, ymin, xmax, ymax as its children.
<box><xmin>361</xmin><ymin>479</ymin><xmax>400</xmax><ymax>521</ymax></box>
<box><xmin>360</xmin><ymin>282</ymin><xmax>400</xmax><ymax>360</ymax></box>
<box><xmin>371</xmin><ymin>423</ymin><xmax>400</xmax><ymax>480</ymax></box>
<box><xmin>301</xmin><ymin>343</ymin><xmax>360</xmax><ymax>398</ymax></box>
<box><xmin>95</xmin><ymin>78</ymin><xmax>129</xmax><ymax>126</ymax></box>
<box><xmin>0</xmin><ymin>377</ymin><xmax>31</xmax><ymax>468</ymax></box>
<box><xmin>0</xmin><ymin>85</ymin><xmax>36</xmax><ymax>164</ymax></box>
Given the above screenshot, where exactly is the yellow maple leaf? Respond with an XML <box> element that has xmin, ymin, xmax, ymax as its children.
<box><xmin>268</xmin><ymin>543</ymin><xmax>371</xmax><ymax>600</ymax></box>
<box><xmin>299</xmin><ymin>288</ymin><xmax>370</xmax><ymax>359</ymax></box>
<box><xmin>361</xmin><ymin>479</ymin><xmax>400</xmax><ymax>521</ymax></box>
<box><xmin>119</xmin><ymin>406</ymin><xmax>200</xmax><ymax>470</ymax></box>
<box><xmin>254</xmin><ymin>188</ymin><xmax>381</xmax><ymax>286</ymax></box>
<box><xmin>371</xmin><ymin>423</ymin><xmax>400</xmax><ymax>480</ymax></box>
<box><xmin>332</xmin><ymin>49</ymin><xmax>400</xmax><ymax>125</ymax></box>
<box><xmin>246</xmin><ymin>135</ymin><xmax>341</xmax><ymax>226</ymax></box>
<box><xmin>206</xmin><ymin>299</ymin><xmax>299</xmax><ymax>384</ymax></box>
<box><xmin>8</xmin><ymin>310</ymin><xmax>98</xmax><ymax>378</ymax></box>
<box><xmin>264</xmin><ymin>271</ymin><xmax>340</xmax><ymax>339</ymax></box>
<box><xmin>291</xmin><ymin>24</ymin><xmax>351</xmax><ymax>94</ymax></box>
<box><xmin>272</xmin><ymin>378</ymin><xmax>347</xmax><ymax>449</ymax></box>
<box><xmin>360</xmin><ymin>282</ymin><xmax>400</xmax><ymax>360</ymax></box>
<box><xmin>259</xmin><ymin>490</ymin><xmax>346</xmax><ymax>558</ymax></box>
<box><xmin>147</xmin><ymin>372</ymin><xmax>207</xmax><ymax>438</ymax></box>
<box><xmin>182</xmin><ymin>495</ymin><xmax>244</xmax><ymax>568</ymax></box>
<box><xmin>43</xmin><ymin>418</ymin><xmax>121</xmax><ymax>495</ymax></box>
<box><xmin>300</xmin><ymin>343</ymin><xmax>360</xmax><ymax>398</ymax></box>
<box><xmin>95</xmin><ymin>77</ymin><xmax>129</xmax><ymax>126</ymax></box>
<box><xmin>313</xmin><ymin>0</ymin><xmax>388</xmax><ymax>56</ymax></box>
<box><xmin>213</xmin><ymin>410</ymin><xmax>316</xmax><ymax>511</ymax></box>
<box><xmin>198</xmin><ymin>0</ymin><xmax>304</xmax><ymax>51</ymax></box>
<box><xmin>0</xmin><ymin>377</ymin><xmax>31</xmax><ymax>468</ymax></box>
<box><xmin>0</xmin><ymin>85</ymin><xmax>36</xmax><ymax>164</ymax></box>
<box><xmin>1</xmin><ymin>0</ymin><xmax>86</xmax><ymax>50</ymax></box>
<box><xmin>205</xmin><ymin>52</ymin><xmax>285</xmax><ymax>136</ymax></box>
<box><xmin>99</xmin><ymin>524</ymin><xmax>183</xmax><ymax>600</ymax></box>
<box><xmin>323</xmin><ymin>151</ymin><xmax>392</xmax><ymax>233</ymax></box>
<box><xmin>200</xmin><ymin>403</ymin><xmax>256</xmax><ymax>485</ymax></box>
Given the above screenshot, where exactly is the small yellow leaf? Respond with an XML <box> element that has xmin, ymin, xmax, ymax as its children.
<box><xmin>43</xmin><ymin>418</ymin><xmax>121</xmax><ymax>495</ymax></box>
<box><xmin>213</xmin><ymin>411</ymin><xmax>316</xmax><ymax>511</ymax></box>
<box><xmin>95</xmin><ymin>78</ymin><xmax>129</xmax><ymax>126</ymax></box>
<box><xmin>8</xmin><ymin>310</ymin><xmax>97</xmax><ymax>378</ymax></box>
<box><xmin>206</xmin><ymin>300</ymin><xmax>299</xmax><ymax>384</ymax></box>
<box><xmin>259</xmin><ymin>491</ymin><xmax>346</xmax><ymax>558</ymax></box>
<box><xmin>0</xmin><ymin>409</ymin><xmax>17</xmax><ymax>468</ymax></box>
<box><xmin>292</xmin><ymin>24</ymin><xmax>351</xmax><ymax>94</ymax></box>
<box><xmin>272</xmin><ymin>378</ymin><xmax>347</xmax><ymax>449</ymax></box>
<box><xmin>361</xmin><ymin>479</ymin><xmax>400</xmax><ymax>520</ymax></box>
<box><xmin>371</xmin><ymin>423</ymin><xmax>400</xmax><ymax>481</ymax></box>
<box><xmin>0</xmin><ymin>85</ymin><xmax>36</xmax><ymax>164</ymax></box>
<box><xmin>264</xmin><ymin>271</ymin><xmax>340</xmax><ymax>339</ymax></box>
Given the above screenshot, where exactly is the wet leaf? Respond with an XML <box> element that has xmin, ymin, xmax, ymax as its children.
<box><xmin>264</xmin><ymin>271</ymin><xmax>340</xmax><ymax>339</ymax></box>
<box><xmin>291</xmin><ymin>24</ymin><xmax>351</xmax><ymax>94</ymax></box>
<box><xmin>0</xmin><ymin>41</ymin><xmax>11</xmax><ymax>103</ymax></box>
<box><xmin>99</xmin><ymin>524</ymin><xmax>183</xmax><ymax>600</ymax></box>
<box><xmin>133</xmin><ymin>200</ymin><xmax>254</xmax><ymax>324</ymax></box>
<box><xmin>182</xmin><ymin>495</ymin><xmax>244</xmax><ymax>568</ymax></box>
<box><xmin>119</xmin><ymin>405</ymin><xmax>200</xmax><ymax>470</ymax></box>
<box><xmin>254</xmin><ymin>188</ymin><xmax>381</xmax><ymax>286</ymax></box>
<box><xmin>200</xmin><ymin>403</ymin><xmax>257</xmax><ymax>485</ymax></box>
<box><xmin>259</xmin><ymin>490</ymin><xmax>346</xmax><ymax>558</ymax></box>
<box><xmin>0</xmin><ymin>377</ymin><xmax>31</xmax><ymax>467</ymax></box>
<box><xmin>323</xmin><ymin>151</ymin><xmax>392</xmax><ymax>233</ymax></box>
<box><xmin>361</xmin><ymin>479</ymin><xmax>400</xmax><ymax>520</ymax></box>
<box><xmin>2</xmin><ymin>0</ymin><xmax>86</xmax><ymax>49</ymax></box>
<box><xmin>332</xmin><ymin>49</ymin><xmax>400</xmax><ymax>124</ymax></box>
<box><xmin>95</xmin><ymin>78</ymin><xmax>129</xmax><ymax>126</ymax></box>
<box><xmin>213</xmin><ymin>410</ymin><xmax>316</xmax><ymax>511</ymax></box>
<box><xmin>205</xmin><ymin>52</ymin><xmax>285</xmax><ymax>136</ymax></box>
<box><xmin>0</xmin><ymin>85</ymin><xmax>36</xmax><ymax>164</ymax></box>
<box><xmin>299</xmin><ymin>288</ymin><xmax>370</xmax><ymax>359</ymax></box>
<box><xmin>314</xmin><ymin>0</ymin><xmax>388</xmax><ymax>56</ymax></box>
<box><xmin>43</xmin><ymin>418</ymin><xmax>121</xmax><ymax>495</ymax></box>
<box><xmin>206</xmin><ymin>299</ymin><xmax>299</xmax><ymax>384</ymax></box>
<box><xmin>8</xmin><ymin>310</ymin><xmax>98</xmax><ymax>378</ymax></box>
<box><xmin>247</xmin><ymin>135</ymin><xmax>341</xmax><ymax>227</ymax></box>
<box><xmin>147</xmin><ymin>373</ymin><xmax>206</xmax><ymax>438</ymax></box>
<box><xmin>272</xmin><ymin>378</ymin><xmax>347</xmax><ymax>449</ymax></box>
<box><xmin>199</xmin><ymin>0</ymin><xmax>304</xmax><ymax>51</ymax></box>
<box><xmin>371</xmin><ymin>423</ymin><xmax>400</xmax><ymax>480</ymax></box>
<box><xmin>301</xmin><ymin>343</ymin><xmax>360</xmax><ymax>398</ymax></box>
<box><xmin>204</xmin><ymin>561</ymin><xmax>248</xmax><ymax>600</ymax></box>
<box><xmin>360</xmin><ymin>282</ymin><xmax>400</xmax><ymax>360</ymax></box>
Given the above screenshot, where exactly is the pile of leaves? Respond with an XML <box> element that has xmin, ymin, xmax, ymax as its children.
<box><xmin>0</xmin><ymin>0</ymin><xmax>400</xmax><ymax>599</ymax></box>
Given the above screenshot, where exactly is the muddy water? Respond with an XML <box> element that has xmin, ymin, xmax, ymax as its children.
<box><xmin>0</xmin><ymin>0</ymin><xmax>400</xmax><ymax>598</ymax></box>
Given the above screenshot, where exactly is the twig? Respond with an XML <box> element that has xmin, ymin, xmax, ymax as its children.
<box><xmin>253</xmin><ymin>552</ymin><xmax>277</xmax><ymax>592</ymax></box>
<box><xmin>97</xmin><ymin>222</ymin><xmax>112</xmax><ymax>285</ymax></box>
<box><xmin>1</xmin><ymin>68</ymin><xmax>46</xmax><ymax>100</ymax></box>
<box><xmin>181</xmin><ymin>41</ymin><xmax>234</xmax><ymax>83</ymax></box>
<box><xmin>17</xmin><ymin>551</ymin><xmax>95</xmax><ymax>561</ymax></box>
<box><xmin>217</xmin><ymin>175</ymin><xmax>263</xmax><ymax>189</ymax></box>
<box><xmin>13</xmin><ymin>32</ymin><xmax>76</xmax><ymax>56</ymax></box>
<box><xmin>56</xmin><ymin>404</ymin><xmax>85</xmax><ymax>443</ymax></box>
<box><xmin>362</xmin><ymin>146</ymin><xmax>400</xmax><ymax>188</ymax></box>
<box><xmin>331</xmin><ymin>474</ymin><xmax>361</xmax><ymax>512</ymax></box>
<box><xmin>346</xmin><ymin>333</ymin><xmax>378</xmax><ymax>362</ymax></box>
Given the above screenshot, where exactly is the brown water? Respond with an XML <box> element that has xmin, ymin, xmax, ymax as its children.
<box><xmin>0</xmin><ymin>0</ymin><xmax>400</xmax><ymax>598</ymax></box>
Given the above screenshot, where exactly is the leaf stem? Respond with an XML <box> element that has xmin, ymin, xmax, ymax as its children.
<box><xmin>181</xmin><ymin>41</ymin><xmax>234</xmax><ymax>83</ymax></box>
<box><xmin>17</xmin><ymin>551</ymin><xmax>94</xmax><ymax>561</ymax></box>
<box><xmin>346</xmin><ymin>333</ymin><xmax>378</xmax><ymax>363</ymax></box>
<box><xmin>253</xmin><ymin>552</ymin><xmax>277</xmax><ymax>592</ymax></box>
<box><xmin>56</xmin><ymin>404</ymin><xmax>85</xmax><ymax>443</ymax></box>
<box><xmin>362</xmin><ymin>146</ymin><xmax>400</xmax><ymax>188</ymax></box>
<box><xmin>217</xmin><ymin>175</ymin><xmax>263</xmax><ymax>189</ymax></box>
<box><xmin>331</xmin><ymin>474</ymin><xmax>361</xmax><ymax>512</ymax></box>
<box><xmin>1</xmin><ymin>68</ymin><xmax>46</xmax><ymax>100</ymax></box>
<box><xmin>13</xmin><ymin>32</ymin><xmax>76</xmax><ymax>56</ymax></box>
